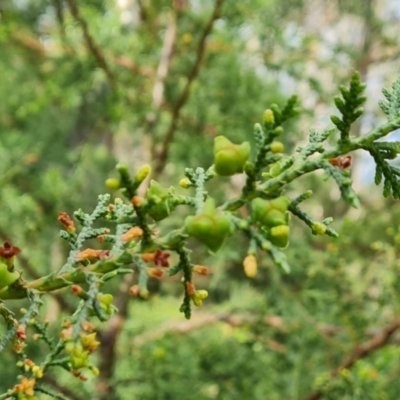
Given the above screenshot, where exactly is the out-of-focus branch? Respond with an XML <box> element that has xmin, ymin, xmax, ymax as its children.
<box><xmin>65</xmin><ymin>0</ymin><xmax>116</xmax><ymax>89</ymax></box>
<box><xmin>304</xmin><ymin>316</ymin><xmax>400</xmax><ymax>400</ymax></box>
<box><xmin>147</xmin><ymin>10</ymin><xmax>178</xmax><ymax>162</ymax></box>
<box><xmin>137</xmin><ymin>0</ymin><xmax>148</xmax><ymax>22</ymax></box>
<box><xmin>152</xmin><ymin>13</ymin><xmax>178</xmax><ymax>108</ymax></box>
<box><xmin>97</xmin><ymin>274</ymin><xmax>134</xmax><ymax>400</ymax></box>
<box><xmin>42</xmin><ymin>375</ymin><xmax>85</xmax><ymax>400</ymax></box>
<box><xmin>113</xmin><ymin>55</ymin><xmax>154</xmax><ymax>77</ymax></box>
<box><xmin>51</xmin><ymin>0</ymin><xmax>66</xmax><ymax>42</ymax></box>
<box><xmin>133</xmin><ymin>313</ymin><xmax>286</xmax><ymax>347</ymax></box>
<box><xmin>357</xmin><ymin>0</ymin><xmax>374</xmax><ymax>78</ymax></box>
<box><xmin>153</xmin><ymin>0</ymin><xmax>225</xmax><ymax>178</ymax></box>
<box><xmin>11</xmin><ymin>32</ymin><xmax>47</xmax><ymax>54</ymax></box>
<box><xmin>130</xmin><ymin>311</ymin><xmax>358</xmax><ymax>348</ymax></box>
<box><xmin>10</xmin><ymin>31</ymin><xmax>154</xmax><ymax>77</ymax></box>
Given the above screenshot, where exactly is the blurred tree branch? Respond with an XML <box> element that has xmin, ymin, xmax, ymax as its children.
<box><xmin>136</xmin><ymin>0</ymin><xmax>148</xmax><ymax>23</ymax></box>
<box><xmin>152</xmin><ymin>12</ymin><xmax>178</xmax><ymax>110</ymax></box>
<box><xmin>51</xmin><ymin>0</ymin><xmax>66</xmax><ymax>43</ymax></box>
<box><xmin>132</xmin><ymin>312</ymin><xmax>287</xmax><ymax>348</ymax></box>
<box><xmin>65</xmin><ymin>0</ymin><xmax>116</xmax><ymax>89</ymax></box>
<box><xmin>10</xmin><ymin>31</ymin><xmax>154</xmax><ymax>77</ymax></box>
<box><xmin>129</xmin><ymin>311</ymin><xmax>356</xmax><ymax>347</ymax></box>
<box><xmin>304</xmin><ymin>316</ymin><xmax>400</xmax><ymax>400</ymax></box>
<box><xmin>42</xmin><ymin>375</ymin><xmax>84</xmax><ymax>400</ymax></box>
<box><xmin>97</xmin><ymin>276</ymin><xmax>134</xmax><ymax>400</ymax></box>
<box><xmin>153</xmin><ymin>0</ymin><xmax>225</xmax><ymax>178</ymax></box>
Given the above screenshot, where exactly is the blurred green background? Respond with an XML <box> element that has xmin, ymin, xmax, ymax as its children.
<box><xmin>2</xmin><ymin>0</ymin><xmax>400</xmax><ymax>399</ymax></box>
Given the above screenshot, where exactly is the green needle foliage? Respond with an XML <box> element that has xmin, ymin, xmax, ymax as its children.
<box><xmin>2</xmin><ymin>72</ymin><xmax>400</xmax><ymax>398</ymax></box>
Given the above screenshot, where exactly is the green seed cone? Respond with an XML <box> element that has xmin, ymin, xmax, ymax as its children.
<box><xmin>252</xmin><ymin>197</ymin><xmax>290</xmax><ymax>228</ymax></box>
<box><xmin>185</xmin><ymin>202</ymin><xmax>232</xmax><ymax>252</ymax></box>
<box><xmin>270</xmin><ymin>225</ymin><xmax>290</xmax><ymax>248</ymax></box>
<box><xmin>105</xmin><ymin>178</ymin><xmax>121</xmax><ymax>190</ymax></box>
<box><xmin>270</xmin><ymin>196</ymin><xmax>290</xmax><ymax>212</ymax></box>
<box><xmin>213</xmin><ymin>136</ymin><xmax>251</xmax><ymax>176</ymax></box>
<box><xmin>0</xmin><ymin>263</ymin><xmax>19</xmax><ymax>288</ymax></box>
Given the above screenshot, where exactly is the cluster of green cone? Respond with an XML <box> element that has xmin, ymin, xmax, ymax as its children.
<box><xmin>252</xmin><ymin>197</ymin><xmax>290</xmax><ymax>248</ymax></box>
<box><xmin>105</xmin><ymin>134</ymin><xmax>291</xmax><ymax>252</ymax></box>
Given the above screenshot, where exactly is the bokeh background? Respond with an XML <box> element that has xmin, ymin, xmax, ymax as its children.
<box><xmin>2</xmin><ymin>0</ymin><xmax>400</xmax><ymax>399</ymax></box>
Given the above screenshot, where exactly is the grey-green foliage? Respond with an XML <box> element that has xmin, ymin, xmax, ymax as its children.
<box><xmin>2</xmin><ymin>1</ymin><xmax>400</xmax><ymax>399</ymax></box>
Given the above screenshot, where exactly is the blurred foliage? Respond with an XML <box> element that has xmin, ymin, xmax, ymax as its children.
<box><xmin>2</xmin><ymin>0</ymin><xmax>400</xmax><ymax>399</ymax></box>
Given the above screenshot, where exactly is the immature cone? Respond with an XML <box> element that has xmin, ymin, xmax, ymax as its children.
<box><xmin>66</xmin><ymin>343</ymin><xmax>90</xmax><ymax>369</ymax></box>
<box><xmin>213</xmin><ymin>136</ymin><xmax>251</xmax><ymax>176</ymax></box>
<box><xmin>252</xmin><ymin>197</ymin><xmax>290</xmax><ymax>228</ymax></box>
<box><xmin>191</xmin><ymin>289</ymin><xmax>208</xmax><ymax>307</ymax></box>
<box><xmin>134</xmin><ymin>164</ymin><xmax>151</xmax><ymax>184</ymax></box>
<box><xmin>243</xmin><ymin>254</ymin><xmax>258</xmax><ymax>278</ymax></box>
<box><xmin>97</xmin><ymin>293</ymin><xmax>115</xmax><ymax>316</ymax></box>
<box><xmin>184</xmin><ymin>198</ymin><xmax>233</xmax><ymax>252</ymax></box>
<box><xmin>146</xmin><ymin>180</ymin><xmax>171</xmax><ymax>221</ymax></box>
<box><xmin>14</xmin><ymin>377</ymin><xmax>36</xmax><ymax>398</ymax></box>
<box><xmin>270</xmin><ymin>141</ymin><xmax>284</xmax><ymax>153</ymax></box>
<box><xmin>196</xmin><ymin>290</ymin><xmax>209</xmax><ymax>300</ymax></box>
<box><xmin>270</xmin><ymin>225</ymin><xmax>290</xmax><ymax>248</ymax></box>
<box><xmin>121</xmin><ymin>227</ymin><xmax>143</xmax><ymax>242</ymax></box>
<box><xmin>179</xmin><ymin>177</ymin><xmax>191</xmax><ymax>188</ymax></box>
<box><xmin>263</xmin><ymin>109</ymin><xmax>275</xmax><ymax>125</ymax></box>
<box><xmin>264</xmin><ymin>161</ymin><xmax>283</xmax><ymax>178</ymax></box>
<box><xmin>192</xmin><ymin>265</ymin><xmax>208</xmax><ymax>275</ymax></box>
<box><xmin>80</xmin><ymin>332</ymin><xmax>100</xmax><ymax>353</ymax></box>
<box><xmin>105</xmin><ymin>178</ymin><xmax>121</xmax><ymax>190</ymax></box>
<box><xmin>311</xmin><ymin>222</ymin><xmax>327</xmax><ymax>235</ymax></box>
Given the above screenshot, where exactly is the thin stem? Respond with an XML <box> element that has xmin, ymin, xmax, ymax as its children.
<box><xmin>194</xmin><ymin>168</ymin><xmax>206</xmax><ymax>215</ymax></box>
<box><xmin>153</xmin><ymin>0</ymin><xmax>225</xmax><ymax>177</ymax></box>
<box><xmin>65</xmin><ymin>0</ymin><xmax>116</xmax><ymax>89</ymax></box>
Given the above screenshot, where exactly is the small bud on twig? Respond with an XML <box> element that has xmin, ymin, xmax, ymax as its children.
<box><xmin>58</xmin><ymin>212</ymin><xmax>76</xmax><ymax>233</ymax></box>
<box><xmin>329</xmin><ymin>155</ymin><xmax>352</xmax><ymax>169</ymax></box>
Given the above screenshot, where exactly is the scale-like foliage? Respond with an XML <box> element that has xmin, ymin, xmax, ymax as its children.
<box><xmin>379</xmin><ymin>76</ymin><xmax>400</xmax><ymax>121</ymax></box>
<box><xmin>331</xmin><ymin>72</ymin><xmax>367</xmax><ymax>143</ymax></box>
<box><xmin>2</xmin><ymin>73</ymin><xmax>400</xmax><ymax>399</ymax></box>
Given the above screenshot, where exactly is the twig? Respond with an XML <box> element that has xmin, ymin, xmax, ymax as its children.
<box><xmin>152</xmin><ymin>12</ymin><xmax>178</xmax><ymax>108</ymax></box>
<box><xmin>132</xmin><ymin>312</ymin><xmax>286</xmax><ymax>347</ymax></box>
<box><xmin>96</xmin><ymin>274</ymin><xmax>134</xmax><ymax>400</ymax></box>
<box><xmin>147</xmin><ymin>10</ymin><xmax>178</xmax><ymax>167</ymax></box>
<box><xmin>10</xmin><ymin>31</ymin><xmax>154</xmax><ymax>77</ymax></box>
<box><xmin>130</xmin><ymin>311</ymin><xmax>356</xmax><ymax>348</ymax></box>
<box><xmin>0</xmin><ymin>229</ymin><xmax>74</xmax><ymax>313</ymax></box>
<box><xmin>65</xmin><ymin>0</ymin><xmax>116</xmax><ymax>89</ymax></box>
<box><xmin>153</xmin><ymin>0</ymin><xmax>225</xmax><ymax>177</ymax></box>
<box><xmin>51</xmin><ymin>0</ymin><xmax>66</xmax><ymax>42</ymax></box>
<box><xmin>304</xmin><ymin>316</ymin><xmax>400</xmax><ymax>400</ymax></box>
<box><xmin>137</xmin><ymin>0</ymin><xmax>148</xmax><ymax>22</ymax></box>
<box><xmin>10</xmin><ymin>32</ymin><xmax>47</xmax><ymax>54</ymax></box>
<box><xmin>42</xmin><ymin>375</ymin><xmax>85</xmax><ymax>400</ymax></box>
<box><xmin>113</xmin><ymin>55</ymin><xmax>154</xmax><ymax>77</ymax></box>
